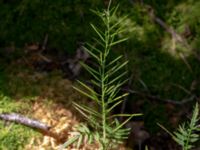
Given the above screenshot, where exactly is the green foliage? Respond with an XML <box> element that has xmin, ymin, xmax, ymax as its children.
<box><xmin>111</xmin><ymin>2</ymin><xmax>200</xmax><ymax>133</ymax></box>
<box><xmin>167</xmin><ymin>1</ymin><xmax>200</xmax><ymax>50</ymax></box>
<box><xmin>173</xmin><ymin>103</ymin><xmax>200</xmax><ymax>150</ymax></box>
<box><xmin>1</xmin><ymin>1</ymin><xmax>200</xmax><ymax>147</ymax></box>
<box><xmin>64</xmin><ymin>1</ymin><xmax>141</xmax><ymax>149</ymax></box>
<box><xmin>0</xmin><ymin>122</ymin><xmax>36</xmax><ymax>150</ymax></box>
<box><xmin>1</xmin><ymin>0</ymin><xmax>200</xmax><ymax>103</ymax></box>
<box><xmin>61</xmin><ymin>123</ymin><xmax>100</xmax><ymax>149</ymax></box>
<box><xmin>0</xmin><ymin>94</ymin><xmax>19</xmax><ymax>113</ymax></box>
<box><xmin>110</xmin><ymin>0</ymin><xmax>200</xmax><ymax>103</ymax></box>
<box><xmin>0</xmin><ymin>0</ymin><xmax>103</xmax><ymax>52</ymax></box>
<box><xmin>159</xmin><ymin>103</ymin><xmax>200</xmax><ymax>150</ymax></box>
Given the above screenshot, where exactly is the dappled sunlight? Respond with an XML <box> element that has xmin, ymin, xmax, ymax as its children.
<box><xmin>117</xmin><ymin>17</ymin><xmax>144</xmax><ymax>41</ymax></box>
<box><xmin>24</xmin><ymin>100</ymin><xmax>100</xmax><ymax>150</ymax></box>
<box><xmin>161</xmin><ymin>1</ymin><xmax>200</xmax><ymax>59</ymax></box>
<box><xmin>0</xmin><ymin>56</ymin><xmax>102</xmax><ymax>149</ymax></box>
<box><xmin>1</xmin><ymin>0</ymin><xmax>200</xmax><ymax>149</ymax></box>
<box><xmin>161</xmin><ymin>34</ymin><xmax>192</xmax><ymax>59</ymax></box>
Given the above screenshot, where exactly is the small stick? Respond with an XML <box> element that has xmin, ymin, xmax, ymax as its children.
<box><xmin>41</xmin><ymin>34</ymin><xmax>48</xmax><ymax>51</ymax></box>
<box><xmin>0</xmin><ymin>113</ymin><xmax>66</xmax><ymax>142</ymax></box>
<box><xmin>123</xmin><ymin>88</ymin><xmax>198</xmax><ymax>105</ymax></box>
<box><xmin>146</xmin><ymin>6</ymin><xmax>193</xmax><ymax>72</ymax></box>
<box><xmin>37</xmin><ymin>53</ymin><xmax>52</xmax><ymax>63</ymax></box>
<box><xmin>0</xmin><ymin>113</ymin><xmax>51</xmax><ymax>131</ymax></box>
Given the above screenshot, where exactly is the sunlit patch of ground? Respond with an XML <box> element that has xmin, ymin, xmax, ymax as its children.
<box><xmin>9</xmin><ymin>71</ymin><xmax>100</xmax><ymax>149</ymax></box>
<box><xmin>1</xmin><ymin>54</ymin><xmax>127</xmax><ymax>150</ymax></box>
<box><xmin>20</xmin><ymin>79</ymin><xmax>126</xmax><ymax>149</ymax></box>
<box><xmin>24</xmin><ymin>100</ymin><xmax>99</xmax><ymax>150</ymax></box>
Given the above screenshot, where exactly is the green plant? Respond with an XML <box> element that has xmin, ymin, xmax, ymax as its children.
<box><xmin>159</xmin><ymin>103</ymin><xmax>200</xmax><ymax>150</ymax></box>
<box><xmin>63</xmin><ymin>1</ymin><xmax>141</xmax><ymax>149</ymax></box>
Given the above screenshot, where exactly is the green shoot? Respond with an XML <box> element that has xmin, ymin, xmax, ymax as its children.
<box><xmin>63</xmin><ymin>1</ymin><xmax>141</xmax><ymax>149</ymax></box>
<box><xmin>158</xmin><ymin>103</ymin><xmax>200</xmax><ymax>150</ymax></box>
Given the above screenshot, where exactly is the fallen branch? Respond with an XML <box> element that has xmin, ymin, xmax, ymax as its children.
<box><xmin>0</xmin><ymin>113</ymin><xmax>65</xmax><ymax>141</ymax></box>
<box><xmin>0</xmin><ymin>113</ymin><xmax>51</xmax><ymax>131</ymax></box>
<box><xmin>128</xmin><ymin>1</ymin><xmax>200</xmax><ymax>71</ymax></box>
<box><xmin>146</xmin><ymin>5</ymin><xmax>194</xmax><ymax>72</ymax></box>
<box><xmin>123</xmin><ymin>88</ymin><xmax>198</xmax><ymax>105</ymax></box>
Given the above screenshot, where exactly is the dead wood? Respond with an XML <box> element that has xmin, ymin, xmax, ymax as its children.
<box><xmin>123</xmin><ymin>88</ymin><xmax>198</xmax><ymax>105</ymax></box>
<box><xmin>0</xmin><ymin>113</ymin><xmax>51</xmax><ymax>131</ymax></box>
<box><xmin>0</xmin><ymin>113</ymin><xmax>69</xmax><ymax>142</ymax></box>
<box><xmin>146</xmin><ymin>5</ymin><xmax>195</xmax><ymax>72</ymax></box>
<box><xmin>128</xmin><ymin>1</ymin><xmax>200</xmax><ymax>70</ymax></box>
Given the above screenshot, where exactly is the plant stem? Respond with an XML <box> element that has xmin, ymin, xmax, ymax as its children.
<box><xmin>184</xmin><ymin>126</ymin><xmax>192</xmax><ymax>150</ymax></box>
<box><xmin>101</xmin><ymin>59</ymin><xmax>106</xmax><ymax>144</ymax></box>
<box><xmin>101</xmin><ymin>5</ymin><xmax>111</xmax><ymax>148</ymax></box>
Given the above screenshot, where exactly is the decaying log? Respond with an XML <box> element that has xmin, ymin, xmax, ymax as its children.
<box><xmin>0</xmin><ymin>113</ymin><xmax>51</xmax><ymax>131</ymax></box>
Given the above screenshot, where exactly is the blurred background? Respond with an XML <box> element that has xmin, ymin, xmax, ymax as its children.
<box><xmin>0</xmin><ymin>0</ymin><xmax>200</xmax><ymax>149</ymax></box>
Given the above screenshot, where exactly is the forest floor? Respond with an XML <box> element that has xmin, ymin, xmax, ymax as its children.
<box><xmin>0</xmin><ymin>48</ymin><xmax>128</xmax><ymax>150</ymax></box>
<box><xmin>1</xmin><ymin>1</ymin><xmax>200</xmax><ymax>149</ymax></box>
<box><xmin>0</xmin><ymin>47</ymin><xmax>194</xmax><ymax>150</ymax></box>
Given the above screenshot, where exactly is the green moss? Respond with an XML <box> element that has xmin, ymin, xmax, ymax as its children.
<box><xmin>0</xmin><ymin>0</ymin><xmax>104</xmax><ymax>53</ymax></box>
<box><xmin>0</xmin><ymin>122</ymin><xmax>37</xmax><ymax>150</ymax></box>
<box><xmin>0</xmin><ymin>94</ymin><xmax>39</xmax><ymax>149</ymax></box>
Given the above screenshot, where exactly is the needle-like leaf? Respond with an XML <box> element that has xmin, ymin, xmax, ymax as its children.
<box><xmin>77</xmin><ymin>80</ymin><xmax>99</xmax><ymax>96</ymax></box>
<box><xmin>113</xmin><ymin>114</ymin><xmax>142</xmax><ymax>132</ymax></box>
<box><xmin>91</xmin><ymin>24</ymin><xmax>105</xmax><ymax>42</ymax></box>
<box><xmin>84</xmin><ymin>46</ymin><xmax>100</xmax><ymax>61</ymax></box>
<box><xmin>110</xmin><ymin>37</ymin><xmax>128</xmax><ymax>46</ymax></box>
<box><xmin>107</xmin><ymin>71</ymin><xmax>127</xmax><ymax>85</ymax></box>
<box><xmin>60</xmin><ymin>135</ymin><xmax>79</xmax><ymax>149</ymax></box>
<box><xmin>86</xmin><ymin>43</ymin><xmax>102</xmax><ymax>54</ymax></box>
<box><xmin>73</xmin><ymin>86</ymin><xmax>98</xmax><ymax>102</ymax></box>
<box><xmin>73</xmin><ymin>102</ymin><xmax>101</xmax><ymax>117</ymax></box>
<box><xmin>107</xmin><ymin>100</ymin><xmax>123</xmax><ymax>113</ymax></box>
<box><xmin>106</xmin><ymin>61</ymin><xmax>128</xmax><ymax>77</ymax></box>
<box><xmin>66</xmin><ymin>2</ymin><xmax>141</xmax><ymax>149</ymax></box>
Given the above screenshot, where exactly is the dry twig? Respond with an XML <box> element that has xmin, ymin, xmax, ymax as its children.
<box><xmin>123</xmin><ymin>88</ymin><xmax>198</xmax><ymax>105</ymax></box>
<box><xmin>0</xmin><ymin>113</ymin><xmax>51</xmax><ymax>131</ymax></box>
